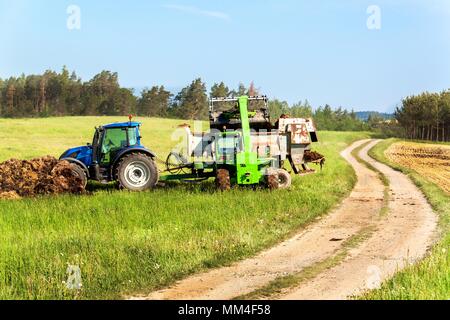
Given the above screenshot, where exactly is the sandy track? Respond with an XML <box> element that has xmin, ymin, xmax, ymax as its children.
<box><xmin>129</xmin><ymin>140</ymin><xmax>437</xmax><ymax>300</ymax></box>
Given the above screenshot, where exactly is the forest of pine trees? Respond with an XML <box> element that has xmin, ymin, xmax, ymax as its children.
<box><xmin>3</xmin><ymin>68</ymin><xmax>448</xmax><ymax>139</ymax></box>
<box><xmin>394</xmin><ymin>91</ymin><xmax>450</xmax><ymax>142</ymax></box>
<box><xmin>0</xmin><ymin>68</ymin><xmax>136</xmax><ymax>117</ymax></box>
<box><xmin>0</xmin><ymin>68</ymin><xmax>368</xmax><ymax>131</ymax></box>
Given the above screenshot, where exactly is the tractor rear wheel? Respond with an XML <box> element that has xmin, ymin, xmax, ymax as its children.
<box><xmin>276</xmin><ymin>169</ymin><xmax>292</xmax><ymax>189</ymax></box>
<box><xmin>71</xmin><ymin>164</ymin><xmax>88</xmax><ymax>188</ymax></box>
<box><xmin>116</xmin><ymin>153</ymin><xmax>158</xmax><ymax>191</ymax></box>
<box><xmin>216</xmin><ymin>169</ymin><xmax>231</xmax><ymax>191</ymax></box>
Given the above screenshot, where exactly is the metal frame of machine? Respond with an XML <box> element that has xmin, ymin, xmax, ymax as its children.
<box><xmin>60</xmin><ymin>95</ymin><xmax>323</xmax><ymax>191</ymax></box>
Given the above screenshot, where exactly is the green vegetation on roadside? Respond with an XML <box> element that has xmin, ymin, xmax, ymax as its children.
<box><xmin>0</xmin><ymin>117</ymin><xmax>370</xmax><ymax>299</ymax></box>
<box><xmin>363</xmin><ymin>139</ymin><xmax>450</xmax><ymax>300</ymax></box>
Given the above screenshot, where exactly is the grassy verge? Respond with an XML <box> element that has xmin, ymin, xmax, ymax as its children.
<box><xmin>363</xmin><ymin>139</ymin><xmax>450</xmax><ymax>300</ymax></box>
<box><xmin>0</xmin><ymin>117</ymin><xmax>371</xmax><ymax>299</ymax></box>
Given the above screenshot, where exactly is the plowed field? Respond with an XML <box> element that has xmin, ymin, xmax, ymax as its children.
<box><xmin>386</xmin><ymin>142</ymin><xmax>450</xmax><ymax>194</ymax></box>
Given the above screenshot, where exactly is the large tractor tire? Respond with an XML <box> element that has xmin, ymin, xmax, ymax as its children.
<box><xmin>116</xmin><ymin>153</ymin><xmax>158</xmax><ymax>191</ymax></box>
<box><xmin>216</xmin><ymin>169</ymin><xmax>231</xmax><ymax>191</ymax></box>
<box><xmin>71</xmin><ymin>164</ymin><xmax>88</xmax><ymax>188</ymax></box>
<box><xmin>276</xmin><ymin>169</ymin><xmax>292</xmax><ymax>189</ymax></box>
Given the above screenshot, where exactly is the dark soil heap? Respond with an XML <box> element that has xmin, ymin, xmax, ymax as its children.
<box><xmin>0</xmin><ymin>156</ymin><xmax>85</xmax><ymax>199</ymax></box>
<box><xmin>304</xmin><ymin>150</ymin><xmax>326</xmax><ymax>170</ymax></box>
<box><xmin>304</xmin><ymin>150</ymin><xmax>325</xmax><ymax>162</ymax></box>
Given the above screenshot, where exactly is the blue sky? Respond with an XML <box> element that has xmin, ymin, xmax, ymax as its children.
<box><xmin>0</xmin><ymin>0</ymin><xmax>449</xmax><ymax>112</ymax></box>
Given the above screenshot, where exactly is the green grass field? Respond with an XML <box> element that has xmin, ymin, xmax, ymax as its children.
<box><xmin>0</xmin><ymin>117</ymin><xmax>370</xmax><ymax>299</ymax></box>
<box><xmin>363</xmin><ymin>139</ymin><xmax>450</xmax><ymax>300</ymax></box>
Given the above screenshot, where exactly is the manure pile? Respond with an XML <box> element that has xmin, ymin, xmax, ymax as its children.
<box><xmin>0</xmin><ymin>156</ymin><xmax>85</xmax><ymax>199</ymax></box>
<box><xmin>304</xmin><ymin>150</ymin><xmax>325</xmax><ymax>163</ymax></box>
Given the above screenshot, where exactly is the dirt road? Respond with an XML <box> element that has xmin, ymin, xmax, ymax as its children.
<box><xmin>129</xmin><ymin>140</ymin><xmax>437</xmax><ymax>300</ymax></box>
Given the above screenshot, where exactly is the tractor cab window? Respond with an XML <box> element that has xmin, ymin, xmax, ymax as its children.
<box><xmin>128</xmin><ymin>128</ymin><xmax>138</xmax><ymax>146</ymax></box>
<box><xmin>100</xmin><ymin>127</ymin><xmax>138</xmax><ymax>164</ymax></box>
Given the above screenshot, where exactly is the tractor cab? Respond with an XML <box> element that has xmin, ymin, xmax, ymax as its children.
<box><xmin>93</xmin><ymin>122</ymin><xmax>142</xmax><ymax>166</ymax></box>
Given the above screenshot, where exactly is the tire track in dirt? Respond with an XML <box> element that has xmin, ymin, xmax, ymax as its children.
<box><xmin>129</xmin><ymin>139</ymin><xmax>389</xmax><ymax>300</ymax></box>
<box><xmin>279</xmin><ymin>140</ymin><xmax>438</xmax><ymax>300</ymax></box>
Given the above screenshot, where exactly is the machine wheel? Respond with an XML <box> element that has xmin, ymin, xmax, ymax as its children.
<box><xmin>71</xmin><ymin>164</ymin><xmax>88</xmax><ymax>188</ymax></box>
<box><xmin>116</xmin><ymin>153</ymin><xmax>158</xmax><ymax>191</ymax></box>
<box><xmin>266</xmin><ymin>169</ymin><xmax>280</xmax><ymax>190</ymax></box>
<box><xmin>166</xmin><ymin>152</ymin><xmax>190</xmax><ymax>174</ymax></box>
<box><xmin>276</xmin><ymin>169</ymin><xmax>292</xmax><ymax>189</ymax></box>
<box><xmin>216</xmin><ymin>169</ymin><xmax>231</xmax><ymax>191</ymax></box>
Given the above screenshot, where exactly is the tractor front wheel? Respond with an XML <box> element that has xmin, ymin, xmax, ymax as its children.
<box><xmin>116</xmin><ymin>154</ymin><xmax>158</xmax><ymax>191</ymax></box>
<box><xmin>71</xmin><ymin>164</ymin><xmax>88</xmax><ymax>188</ymax></box>
<box><xmin>216</xmin><ymin>169</ymin><xmax>231</xmax><ymax>191</ymax></box>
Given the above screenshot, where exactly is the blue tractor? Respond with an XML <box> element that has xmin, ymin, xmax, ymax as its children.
<box><xmin>59</xmin><ymin>121</ymin><xmax>159</xmax><ymax>191</ymax></box>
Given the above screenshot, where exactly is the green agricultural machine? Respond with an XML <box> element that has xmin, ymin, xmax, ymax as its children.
<box><xmin>62</xmin><ymin>95</ymin><xmax>322</xmax><ymax>192</ymax></box>
<box><xmin>159</xmin><ymin>95</ymin><xmax>322</xmax><ymax>190</ymax></box>
<box><xmin>161</xmin><ymin>96</ymin><xmax>283</xmax><ymax>190</ymax></box>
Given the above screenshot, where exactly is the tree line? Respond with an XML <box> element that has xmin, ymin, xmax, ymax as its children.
<box><xmin>0</xmin><ymin>68</ymin><xmax>136</xmax><ymax>117</ymax></box>
<box><xmin>1</xmin><ymin>67</ymin><xmax>371</xmax><ymax>131</ymax></box>
<box><xmin>269</xmin><ymin>99</ymin><xmax>368</xmax><ymax>131</ymax></box>
<box><xmin>395</xmin><ymin>90</ymin><xmax>450</xmax><ymax>142</ymax></box>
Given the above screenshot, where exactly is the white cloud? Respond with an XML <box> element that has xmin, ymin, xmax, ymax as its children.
<box><xmin>163</xmin><ymin>4</ymin><xmax>230</xmax><ymax>21</ymax></box>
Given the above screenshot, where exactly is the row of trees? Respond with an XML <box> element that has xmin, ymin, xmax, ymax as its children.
<box><xmin>125</xmin><ymin>80</ymin><xmax>372</xmax><ymax>131</ymax></box>
<box><xmin>137</xmin><ymin>80</ymin><xmax>257</xmax><ymax>120</ymax></box>
<box><xmin>0</xmin><ymin>68</ymin><xmax>136</xmax><ymax>117</ymax></box>
<box><xmin>0</xmin><ymin>68</ymin><xmax>232</xmax><ymax>120</ymax></box>
<box><xmin>0</xmin><ymin>68</ymin><xmax>369</xmax><ymax>131</ymax></box>
<box><xmin>395</xmin><ymin>91</ymin><xmax>450</xmax><ymax>142</ymax></box>
<box><xmin>269</xmin><ymin>100</ymin><xmax>368</xmax><ymax>131</ymax></box>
